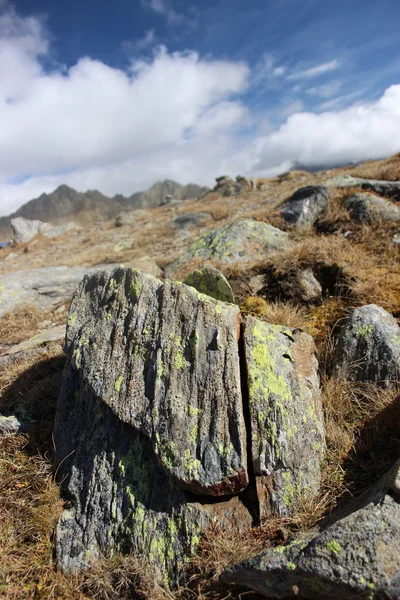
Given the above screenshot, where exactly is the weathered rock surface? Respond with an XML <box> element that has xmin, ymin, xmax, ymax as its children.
<box><xmin>43</xmin><ymin>222</ymin><xmax>81</xmax><ymax>238</ymax></box>
<box><xmin>344</xmin><ymin>192</ymin><xmax>400</xmax><ymax>223</ymax></box>
<box><xmin>2</xmin><ymin>325</ymin><xmax>66</xmax><ymax>356</ymax></box>
<box><xmin>326</xmin><ymin>175</ymin><xmax>400</xmax><ymax>200</ymax></box>
<box><xmin>334</xmin><ymin>304</ymin><xmax>400</xmax><ymax>388</ymax></box>
<box><xmin>166</xmin><ymin>219</ymin><xmax>291</xmax><ymax>277</ymax></box>
<box><xmin>171</xmin><ymin>212</ymin><xmax>212</xmax><ymax>230</ymax></box>
<box><xmin>243</xmin><ymin>317</ymin><xmax>325</xmax><ymax>518</ymax></box>
<box><xmin>278</xmin><ymin>186</ymin><xmax>331</xmax><ymax>228</ymax></box>
<box><xmin>222</xmin><ymin>458</ymin><xmax>400</xmax><ymax>599</ymax></box>
<box><xmin>11</xmin><ymin>216</ymin><xmax>53</xmax><ymax>243</ymax></box>
<box><xmin>0</xmin><ymin>264</ymin><xmax>120</xmax><ymax>317</ymax></box>
<box><xmin>54</xmin><ymin>267</ymin><xmax>251</xmax><ymax>580</ymax></box>
<box><xmin>184</xmin><ymin>265</ymin><xmax>235</xmax><ymax>304</ymax></box>
<box><xmin>0</xmin><ymin>415</ymin><xmax>25</xmax><ymax>437</ymax></box>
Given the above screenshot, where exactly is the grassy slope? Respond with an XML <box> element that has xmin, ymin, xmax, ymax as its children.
<box><xmin>0</xmin><ymin>154</ymin><xmax>399</xmax><ymax>599</ymax></box>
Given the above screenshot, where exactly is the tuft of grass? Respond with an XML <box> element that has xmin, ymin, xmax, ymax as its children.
<box><xmin>241</xmin><ymin>296</ymin><xmax>311</xmax><ymax>330</ymax></box>
<box><xmin>0</xmin><ymin>305</ymin><xmax>43</xmax><ymax>347</ymax></box>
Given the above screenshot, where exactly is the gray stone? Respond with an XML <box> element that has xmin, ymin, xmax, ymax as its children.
<box><xmin>54</xmin><ymin>267</ymin><xmax>250</xmax><ymax>581</ymax></box>
<box><xmin>2</xmin><ymin>325</ymin><xmax>66</xmax><ymax>356</ymax></box>
<box><xmin>171</xmin><ymin>212</ymin><xmax>212</xmax><ymax>230</ymax></box>
<box><xmin>11</xmin><ymin>217</ymin><xmax>53</xmax><ymax>243</ymax></box>
<box><xmin>279</xmin><ymin>186</ymin><xmax>331</xmax><ymax>228</ymax></box>
<box><xmin>258</xmin><ymin>267</ymin><xmax>323</xmax><ymax>304</ymax></box>
<box><xmin>166</xmin><ymin>219</ymin><xmax>291</xmax><ymax>277</ymax></box>
<box><xmin>393</xmin><ymin>232</ymin><xmax>400</xmax><ymax>245</ymax></box>
<box><xmin>43</xmin><ymin>222</ymin><xmax>81</xmax><ymax>238</ymax></box>
<box><xmin>325</xmin><ymin>175</ymin><xmax>400</xmax><ymax>200</ymax></box>
<box><xmin>184</xmin><ymin>265</ymin><xmax>235</xmax><ymax>304</ymax></box>
<box><xmin>222</xmin><ymin>458</ymin><xmax>400</xmax><ymax>599</ymax></box>
<box><xmin>0</xmin><ymin>415</ymin><xmax>24</xmax><ymax>437</ymax></box>
<box><xmin>333</xmin><ymin>304</ymin><xmax>400</xmax><ymax>388</ymax></box>
<box><xmin>344</xmin><ymin>193</ymin><xmax>400</xmax><ymax>223</ymax></box>
<box><xmin>243</xmin><ymin>317</ymin><xmax>325</xmax><ymax>518</ymax></box>
<box><xmin>0</xmin><ymin>264</ymin><xmax>120</xmax><ymax>317</ymax></box>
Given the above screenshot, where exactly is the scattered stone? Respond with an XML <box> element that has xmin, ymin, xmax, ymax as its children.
<box><xmin>243</xmin><ymin>316</ymin><xmax>325</xmax><ymax>518</ymax></box>
<box><xmin>171</xmin><ymin>212</ymin><xmax>212</xmax><ymax>230</ymax></box>
<box><xmin>278</xmin><ymin>185</ymin><xmax>331</xmax><ymax>228</ymax></box>
<box><xmin>54</xmin><ymin>268</ymin><xmax>249</xmax><ymax>580</ymax></box>
<box><xmin>0</xmin><ymin>264</ymin><xmax>120</xmax><ymax>318</ymax></box>
<box><xmin>334</xmin><ymin>304</ymin><xmax>400</xmax><ymax>388</ymax></box>
<box><xmin>326</xmin><ymin>175</ymin><xmax>400</xmax><ymax>200</ymax></box>
<box><xmin>184</xmin><ymin>265</ymin><xmax>235</xmax><ymax>303</ymax></box>
<box><xmin>11</xmin><ymin>217</ymin><xmax>53</xmax><ymax>243</ymax></box>
<box><xmin>222</xmin><ymin>457</ymin><xmax>400</xmax><ymax>599</ymax></box>
<box><xmin>130</xmin><ymin>256</ymin><xmax>163</xmax><ymax>278</ymax></box>
<box><xmin>4</xmin><ymin>252</ymin><xmax>18</xmax><ymax>262</ymax></box>
<box><xmin>344</xmin><ymin>192</ymin><xmax>400</xmax><ymax>223</ymax></box>
<box><xmin>166</xmin><ymin>219</ymin><xmax>291</xmax><ymax>277</ymax></box>
<box><xmin>0</xmin><ymin>415</ymin><xmax>25</xmax><ymax>437</ymax></box>
<box><xmin>2</xmin><ymin>325</ymin><xmax>66</xmax><ymax>356</ymax></box>
<box><xmin>393</xmin><ymin>232</ymin><xmax>400</xmax><ymax>244</ymax></box>
<box><xmin>43</xmin><ymin>222</ymin><xmax>81</xmax><ymax>238</ymax></box>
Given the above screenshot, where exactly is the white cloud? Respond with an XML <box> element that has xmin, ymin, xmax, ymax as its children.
<box><xmin>252</xmin><ymin>84</ymin><xmax>400</xmax><ymax>171</ymax></box>
<box><xmin>273</xmin><ymin>66</ymin><xmax>286</xmax><ymax>77</ymax></box>
<box><xmin>306</xmin><ymin>80</ymin><xmax>342</xmax><ymax>98</ymax></box>
<box><xmin>287</xmin><ymin>59</ymin><xmax>339</xmax><ymax>81</ymax></box>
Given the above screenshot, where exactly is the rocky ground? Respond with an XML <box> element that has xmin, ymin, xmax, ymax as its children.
<box><xmin>0</xmin><ymin>154</ymin><xmax>399</xmax><ymax>600</ymax></box>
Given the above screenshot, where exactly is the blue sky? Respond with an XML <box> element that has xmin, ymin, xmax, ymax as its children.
<box><xmin>0</xmin><ymin>0</ymin><xmax>400</xmax><ymax>214</ymax></box>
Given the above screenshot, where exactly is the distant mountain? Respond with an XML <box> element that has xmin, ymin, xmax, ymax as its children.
<box><xmin>0</xmin><ymin>180</ymin><xmax>209</xmax><ymax>240</ymax></box>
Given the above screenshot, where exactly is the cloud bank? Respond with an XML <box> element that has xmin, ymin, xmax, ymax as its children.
<box><xmin>0</xmin><ymin>6</ymin><xmax>399</xmax><ymax>216</ymax></box>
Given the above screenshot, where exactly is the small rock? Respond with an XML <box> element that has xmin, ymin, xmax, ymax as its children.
<box><xmin>333</xmin><ymin>304</ymin><xmax>400</xmax><ymax>388</ymax></box>
<box><xmin>279</xmin><ymin>185</ymin><xmax>331</xmax><ymax>228</ymax></box>
<box><xmin>11</xmin><ymin>217</ymin><xmax>53</xmax><ymax>243</ymax></box>
<box><xmin>172</xmin><ymin>212</ymin><xmax>212</xmax><ymax>230</ymax></box>
<box><xmin>43</xmin><ymin>222</ymin><xmax>81</xmax><ymax>238</ymax></box>
<box><xmin>344</xmin><ymin>192</ymin><xmax>400</xmax><ymax>223</ymax></box>
<box><xmin>184</xmin><ymin>265</ymin><xmax>235</xmax><ymax>303</ymax></box>
<box><xmin>0</xmin><ymin>415</ymin><xmax>24</xmax><ymax>437</ymax></box>
<box><xmin>393</xmin><ymin>232</ymin><xmax>400</xmax><ymax>244</ymax></box>
<box><xmin>130</xmin><ymin>256</ymin><xmax>163</xmax><ymax>278</ymax></box>
<box><xmin>258</xmin><ymin>267</ymin><xmax>322</xmax><ymax>304</ymax></box>
<box><xmin>325</xmin><ymin>175</ymin><xmax>400</xmax><ymax>200</ymax></box>
<box><xmin>3</xmin><ymin>325</ymin><xmax>66</xmax><ymax>356</ymax></box>
<box><xmin>4</xmin><ymin>252</ymin><xmax>18</xmax><ymax>262</ymax></box>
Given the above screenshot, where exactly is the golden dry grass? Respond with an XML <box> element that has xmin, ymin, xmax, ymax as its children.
<box><xmin>0</xmin><ymin>305</ymin><xmax>44</xmax><ymax>346</ymax></box>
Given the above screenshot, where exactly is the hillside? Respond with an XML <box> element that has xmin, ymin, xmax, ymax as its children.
<box><xmin>0</xmin><ymin>153</ymin><xmax>399</xmax><ymax>600</ymax></box>
<box><xmin>0</xmin><ymin>180</ymin><xmax>209</xmax><ymax>239</ymax></box>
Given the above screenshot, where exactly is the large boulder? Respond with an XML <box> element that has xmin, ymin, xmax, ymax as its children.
<box><xmin>222</xmin><ymin>457</ymin><xmax>400</xmax><ymax>599</ymax></box>
<box><xmin>243</xmin><ymin>317</ymin><xmax>325</xmax><ymax>518</ymax></box>
<box><xmin>278</xmin><ymin>186</ymin><xmax>331</xmax><ymax>228</ymax></box>
<box><xmin>171</xmin><ymin>212</ymin><xmax>212</xmax><ymax>230</ymax></box>
<box><xmin>54</xmin><ymin>267</ymin><xmax>325</xmax><ymax>584</ymax></box>
<box><xmin>333</xmin><ymin>304</ymin><xmax>400</xmax><ymax>388</ymax></box>
<box><xmin>344</xmin><ymin>193</ymin><xmax>400</xmax><ymax>223</ymax></box>
<box><xmin>184</xmin><ymin>265</ymin><xmax>235</xmax><ymax>304</ymax></box>
<box><xmin>11</xmin><ymin>216</ymin><xmax>53</xmax><ymax>243</ymax></box>
<box><xmin>166</xmin><ymin>219</ymin><xmax>291</xmax><ymax>277</ymax></box>
<box><xmin>0</xmin><ymin>264</ymin><xmax>120</xmax><ymax>317</ymax></box>
<box><xmin>325</xmin><ymin>175</ymin><xmax>400</xmax><ymax>200</ymax></box>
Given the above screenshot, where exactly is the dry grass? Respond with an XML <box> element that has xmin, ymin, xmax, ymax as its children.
<box><xmin>241</xmin><ymin>296</ymin><xmax>311</xmax><ymax>330</ymax></box>
<box><xmin>0</xmin><ymin>306</ymin><xmax>43</xmax><ymax>346</ymax></box>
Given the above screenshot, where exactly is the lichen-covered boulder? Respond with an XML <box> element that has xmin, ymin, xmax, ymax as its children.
<box><xmin>166</xmin><ymin>219</ymin><xmax>291</xmax><ymax>277</ymax></box>
<box><xmin>344</xmin><ymin>193</ymin><xmax>400</xmax><ymax>223</ymax></box>
<box><xmin>333</xmin><ymin>304</ymin><xmax>400</xmax><ymax>388</ymax></box>
<box><xmin>222</xmin><ymin>458</ymin><xmax>400</xmax><ymax>599</ymax></box>
<box><xmin>243</xmin><ymin>317</ymin><xmax>325</xmax><ymax>518</ymax></box>
<box><xmin>278</xmin><ymin>186</ymin><xmax>331</xmax><ymax>229</ymax></box>
<box><xmin>184</xmin><ymin>265</ymin><xmax>235</xmax><ymax>304</ymax></box>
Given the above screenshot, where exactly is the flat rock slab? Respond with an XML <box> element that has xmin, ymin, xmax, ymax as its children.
<box><xmin>278</xmin><ymin>185</ymin><xmax>331</xmax><ymax>228</ymax></box>
<box><xmin>243</xmin><ymin>317</ymin><xmax>325</xmax><ymax>517</ymax></box>
<box><xmin>325</xmin><ymin>175</ymin><xmax>400</xmax><ymax>200</ymax></box>
<box><xmin>222</xmin><ymin>458</ymin><xmax>400</xmax><ymax>599</ymax></box>
<box><xmin>344</xmin><ymin>192</ymin><xmax>400</xmax><ymax>223</ymax></box>
<box><xmin>184</xmin><ymin>265</ymin><xmax>235</xmax><ymax>304</ymax></box>
<box><xmin>0</xmin><ymin>264</ymin><xmax>120</xmax><ymax>317</ymax></box>
<box><xmin>167</xmin><ymin>219</ymin><xmax>291</xmax><ymax>277</ymax></box>
<box><xmin>334</xmin><ymin>304</ymin><xmax>400</xmax><ymax>388</ymax></box>
<box><xmin>2</xmin><ymin>325</ymin><xmax>66</xmax><ymax>356</ymax></box>
<box><xmin>172</xmin><ymin>213</ymin><xmax>212</xmax><ymax>230</ymax></box>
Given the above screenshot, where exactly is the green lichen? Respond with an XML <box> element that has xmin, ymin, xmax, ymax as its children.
<box><xmin>287</xmin><ymin>562</ymin><xmax>296</xmax><ymax>571</ymax></box>
<box><xmin>188</xmin><ymin>405</ymin><xmax>201</xmax><ymax>417</ymax></box>
<box><xmin>68</xmin><ymin>311</ymin><xmax>77</xmax><ymax>325</ymax></box>
<box><xmin>175</xmin><ymin>349</ymin><xmax>185</xmax><ymax>369</ymax></box>
<box><xmin>114</xmin><ymin>376</ymin><xmax>124</xmax><ymax>392</ymax></box>
<box><xmin>326</xmin><ymin>540</ymin><xmax>342</xmax><ymax>555</ymax></box>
